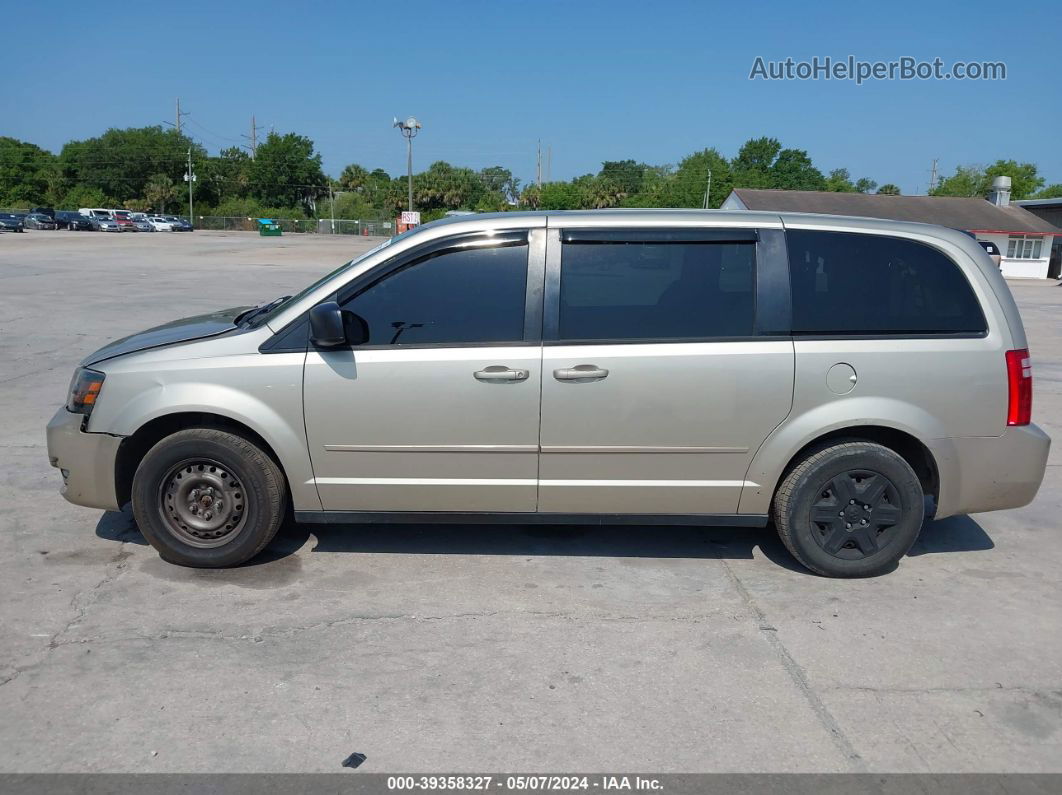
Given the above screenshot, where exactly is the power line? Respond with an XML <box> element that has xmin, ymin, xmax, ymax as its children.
<box><xmin>186</xmin><ymin>117</ymin><xmax>243</xmax><ymax>147</ymax></box>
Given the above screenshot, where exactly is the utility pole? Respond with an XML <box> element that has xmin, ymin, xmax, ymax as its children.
<box><xmin>329</xmin><ymin>183</ymin><xmax>336</xmax><ymax>234</ymax></box>
<box><xmin>175</xmin><ymin>98</ymin><xmax>188</xmax><ymax>136</ymax></box>
<box><xmin>536</xmin><ymin>140</ymin><xmax>542</xmax><ymax>186</ymax></box>
<box><xmin>929</xmin><ymin>158</ymin><xmax>939</xmax><ymax>193</ymax></box>
<box><xmin>703</xmin><ymin>169</ymin><xmax>713</xmax><ymax>209</ymax></box>
<box><xmin>243</xmin><ymin>115</ymin><xmax>258</xmax><ymax>159</ymax></box>
<box><xmin>183</xmin><ymin>147</ymin><xmax>196</xmax><ymax>225</ymax></box>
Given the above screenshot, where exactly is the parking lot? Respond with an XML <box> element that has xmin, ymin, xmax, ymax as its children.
<box><xmin>0</xmin><ymin>229</ymin><xmax>1059</xmax><ymax>773</ymax></box>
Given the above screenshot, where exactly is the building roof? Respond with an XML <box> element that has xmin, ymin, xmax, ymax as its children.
<box><xmin>1015</xmin><ymin>197</ymin><xmax>1062</xmax><ymax>209</ymax></box>
<box><xmin>729</xmin><ymin>189</ymin><xmax>1061</xmax><ymax>235</ymax></box>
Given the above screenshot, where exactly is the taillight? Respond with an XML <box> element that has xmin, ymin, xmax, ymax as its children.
<box><xmin>1005</xmin><ymin>348</ymin><xmax>1032</xmax><ymax>426</ymax></box>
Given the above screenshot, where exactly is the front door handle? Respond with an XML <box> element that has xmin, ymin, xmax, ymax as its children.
<box><xmin>553</xmin><ymin>364</ymin><xmax>609</xmax><ymax>382</ymax></box>
<box><xmin>474</xmin><ymin>366</ymin><xmax>529</xmax><ymax>382</ymax></box>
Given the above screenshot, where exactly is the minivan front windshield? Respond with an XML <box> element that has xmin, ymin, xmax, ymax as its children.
<box><xmin>240</xmin><ymin>235</ymin><xmax>401</xmax><ymax>329</ymax></box>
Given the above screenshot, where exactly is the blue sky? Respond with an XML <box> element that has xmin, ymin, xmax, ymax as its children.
<box><xmin>3</xmin><ymin>0</ymin><xmax>1059</xmax><ymax>194</ymax></box>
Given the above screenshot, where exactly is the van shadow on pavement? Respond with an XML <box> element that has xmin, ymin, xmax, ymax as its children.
<box><xmin>94</xmin><ymin>507</ymin><xmax>993</xmax><ymax>580</ymax></box>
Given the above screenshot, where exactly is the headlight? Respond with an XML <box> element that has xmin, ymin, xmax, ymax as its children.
<box><xmin>66</xmin><ymin>368</ymin><xmax>105</xmax><ymax>415</ymax></box>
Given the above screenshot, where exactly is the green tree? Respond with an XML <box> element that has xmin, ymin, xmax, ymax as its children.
<box><xmin>599</xmin><ymin>160</ymin><xmax>647</xmax><ymax>196</ymax></box>
<box><xmin>984</xmin><ymin>160</ymin><xmax>1043</xmax><ymax>199</ymax></box>
<box><xmin>732</xmin><ymin>137</ymin><xmax>782</xmax><ymax>188</ymax></box>
<box><xmin>932</xmin><ymin>160</ymin><xmax>1043</xmax><ymax>200</ymax></box>
<box><xmin>478</xmin><ymin>166</ymin><xmax>520</xmax><ymax>204</ymax></box>
<box><xmin>197</xmin><ymin>147</ymin><xmax>252</xmax><ymax>207</ymax></box>
<box><xmin>337</xmin><ymin>163</ymin><xmax>393</xmax><ymax>208</ymax></box>
<box><xmin>769</xmin><ymin>148</ymin><xmax>826</xmax><ymax>191</ymax></box>
<box><xmin>249</xmin><ymin>132</ymin><xmax>326</xmax><ymax>211</ymax></box>
<box><xmin>58</xmin><ymin>127</ymin><xmax>202</xmax><ymax>204</ymax></box>
<box><xmin>537</xmin><ymin>181</ymin><xmax>586</xmax><ymax>210</ymax></box>
<box><xmin>877</xmin><ymin>183</ymin><xmax>901</xmax><ymax>195</ymax></box>
<box><xmin>144</xmin><ymin>173</ymin><xmax>178</xmax><ymax>213</ymax></box>
<box><xmin>0</xmin><ymin>137</ymin><xmax>55</xmax><ymax>206</ymax></box>
<box><xmin>930</xmin><ymin>165</ymin><xmax>982</xmax><ymax>197</ymax></box>
<box><xmin>391</xmin><ymin>161</ymin><xmax>490</xmax><ymax>214</ymax></box>
<box><xmin>519</xmin><ymin>183</ymin><xmax>541</xmax><ymax>209</ymax></box>
<box><xmin>57</xmin><ymin>184</ymin><xmax>111</xmax><ymax>211</ymax></box>
<box><xmin>665</xmin><ymin>148</ymin><xmax>732</xmax><ymax>208</ymax></box>
<box><xmin>730</xmin><ymin>137</ymin><xmax>826</xmax><ymax>191</ymax></box>
<box><xmin>318</xmin><ymin>190</ymin><xmax>379</xmax><ymax>221</ymax></box>
<box><xmin>854</xmin><ymin>177</ymin><xmax>878</xmax><ymax>193</ymax></box>
<box><xmin>584</xmin><ymin>177</ymin><xmax>627</xmax><ymax>208</ymax></box>
<box><xmin>1034</xmin><ymin>184</ymin><xmax>1062</xmax><ymax>199</ymax></box>
<box><xmin>338</xmin><ymin>163</ymin><xmax>369</xmax><ymax>191</ymax></box>
<box><xmin>825</xmin><ymin>168</ymin><xmax>855</xmax><ymax>192</ymax></box>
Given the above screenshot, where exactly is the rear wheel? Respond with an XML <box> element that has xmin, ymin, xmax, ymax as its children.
<box><xmin>772</xmin><ymin>441</ymin><xmax>924</xmax><ymax>577</ymax></box>
<box><xmin>132</xmin><ymin>428</ymin><xmax>286</xmax><ymax>568</ymax></box>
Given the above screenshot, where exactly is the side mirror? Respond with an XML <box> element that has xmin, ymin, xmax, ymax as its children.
<box><xmin>309</xmin><ymin>302</ymin><xmax>348</xmax><ymax>348</ymax></box>
<box><xmin>343</xmin><ymin>311</ymin><xmax>370</xmax><ymax>346</ymax></box>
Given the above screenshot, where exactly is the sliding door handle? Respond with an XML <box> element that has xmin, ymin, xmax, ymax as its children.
<box><xmin>474</xmin><ymin>366</ymin><xmax>529</xmax><ymax>382</ymax></box>
<box><xmin>553</xmin><ymin>365</ymin><xmax>609</xmax><ymax>382</ymax></box>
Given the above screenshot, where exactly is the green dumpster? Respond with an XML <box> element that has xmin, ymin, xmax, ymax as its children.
<box><xmin>257</xmin><ymin>218</ymin><xmax>282</xmax><ymax>236</ymax></box>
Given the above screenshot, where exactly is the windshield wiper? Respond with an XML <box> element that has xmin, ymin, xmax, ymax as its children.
<box><xmin>237</xmin><ymin>295</ymin><xmax>292</xmax><ymax>327</ymax></box>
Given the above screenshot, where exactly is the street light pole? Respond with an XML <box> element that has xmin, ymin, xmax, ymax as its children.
<box><xmin>703</xmin><ymin>168</ymin><xmax>712</xmax><ymax>210</ymax></box>
<box><xmin>406</xmin><ymin>134</ymin><xmax>413</xmax><ymax>211</ymax></box>
<box><xmin>393</xmin><ymin>116</ymin><xmax>421</xmax><ymax>214</ymax></box>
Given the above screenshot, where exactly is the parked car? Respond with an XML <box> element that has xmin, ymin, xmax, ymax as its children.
<box><xmin>0</xmin><ymin>213</ymin><xmax>25</xmax><ymax>232</ymax></box>
<box><xmin>979</xmin><ymin>240</ymin><xmax>1003</xmax><ymax>267</ymax></box>
<box><xmin>147</xmin><ymin>216</ymin><xmax>176</xmax><ymax>231</ymax></box>
<box><xmin>56</xmin><ymin>211</ymin><xmax>95</xmax><ymax>231</ymax></box>
<box><xmin>163</xmin><ymin>215</ymin><xmax>193</xmax><ymax>231</ymax></box>
<box><xmin>111</xmin><ymin>211</ymin><xmax>136</xmax><ymax>231</ymax></box>
<box><xmin>31</xmin><ymin>206</ymin><xmax>56</xmax><ymax>219</ymax></box>
<box><xmin>46</xmin><ymin>211</ymin><xmax>1051</xmax><ymax>577</ymax></box>
<box><xmin>24</xmin><ymin>213</ymin><xmax>58</xmax><ymax>230</ymax></box>
<box><xmin>132</xmin><ymin>218</ymin><xmax>154</xmax><ymax>232</ymax></box>
<box><xmin>94</xmin><ymin>217</ymin><xmax>122</xmax><ymax>233</ymax></box>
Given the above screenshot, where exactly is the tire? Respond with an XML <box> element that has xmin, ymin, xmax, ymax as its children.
<box><xmin>772</xmin><ymin>441</ymin><xmax>924</xmax><ymax>578</ymax></box>
<box><xmin>131</xmin><ymin>428</ymin><xmax>287</xmax><ymax>568</ymax></box>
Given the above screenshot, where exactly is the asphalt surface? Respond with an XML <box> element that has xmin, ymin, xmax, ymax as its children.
<box><xmin>0</xmin><ymin>229</ymin><xmax>1059</xmax><ymax>773</ymax></box>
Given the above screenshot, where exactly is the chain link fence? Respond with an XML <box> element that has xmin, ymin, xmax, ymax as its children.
<box><xmin>315</xmin><ymin>219</ymin><xmax>395</xmax><ymax>236</ymax></box>
<box><xmin>2</xmin><ymin>209</ymin><xmax>396</xmax><ymax>238</ymax></box>
<box><xmin>191</xmin><ymin>216</ymin><xmax>394</xmax><ymax>236</ymax></box>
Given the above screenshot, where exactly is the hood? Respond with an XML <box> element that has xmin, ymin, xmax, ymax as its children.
<box><xmin>80</xmin><ymin>305</ymin><xmax>252</xmax><ymax>366</ymax></box>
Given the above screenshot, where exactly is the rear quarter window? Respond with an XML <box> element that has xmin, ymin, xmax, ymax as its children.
<box><xmin>786</xmin><ymin>229</ymin><xmax>987</xmax><ymax>335</ymax></box>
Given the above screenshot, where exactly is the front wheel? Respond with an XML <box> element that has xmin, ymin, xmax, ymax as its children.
<box><xmin>132</xmin><ymin>428</ymin><xmax>287</xmax><ymax>567</ymax></box>
<box><xmin>772</xmin><ymin>441</ymin><xmax>924</xmax><ymax>577</ymax></box>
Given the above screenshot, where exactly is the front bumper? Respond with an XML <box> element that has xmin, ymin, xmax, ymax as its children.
<box><xmin>929</xmin><ymin>424</ymin><xmax>1051</xmax><ymax>519</ymax></box>
<box><xmin>46</xmin><ymin>407</ymin><xmax>123</xmax><ymax>512</ymax></box>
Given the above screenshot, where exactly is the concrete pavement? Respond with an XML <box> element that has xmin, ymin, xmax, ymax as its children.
<box><xmin>1</xmin><ymin>230</ymin><xmax>1059</xmax><ymax>772</ymax></box>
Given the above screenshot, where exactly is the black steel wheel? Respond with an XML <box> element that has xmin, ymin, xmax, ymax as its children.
<box><xmin>773</xmin><ymin>441</ymin><xmax>925</xmax><ymax>577</ymax></box>
<box><xmin>808</xmin><ymin>469</ymin><xmax>903</xmax><ymax>559</ymax></box>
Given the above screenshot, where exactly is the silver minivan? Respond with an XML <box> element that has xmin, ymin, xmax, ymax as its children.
<box><xmin>46</xmin><ymin>210</ymin><xmax>1051</xmax><ymax>577</ymax></box>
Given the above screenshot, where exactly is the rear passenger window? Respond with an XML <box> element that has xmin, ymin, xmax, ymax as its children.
<box><xmin>558</xmin><ymin>241</ymin><xmax>755</xmax><ymax>340</ymax></box>
<box><xmin>786</xmin><ymin>230</ymin><xmax>987</xmax><ymax>335</ymax></box>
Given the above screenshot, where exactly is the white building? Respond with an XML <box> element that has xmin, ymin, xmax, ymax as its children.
<box><xmin>722</xmin><ymin>182</ymin><xmax>1059</xmax><ymax>279</ymax></box>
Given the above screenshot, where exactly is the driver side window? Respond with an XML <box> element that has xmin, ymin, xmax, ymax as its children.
<box><xmin>340</xmin><ymin>242</ymin><xmax>529</xmax><ymax>346</ymax></box>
